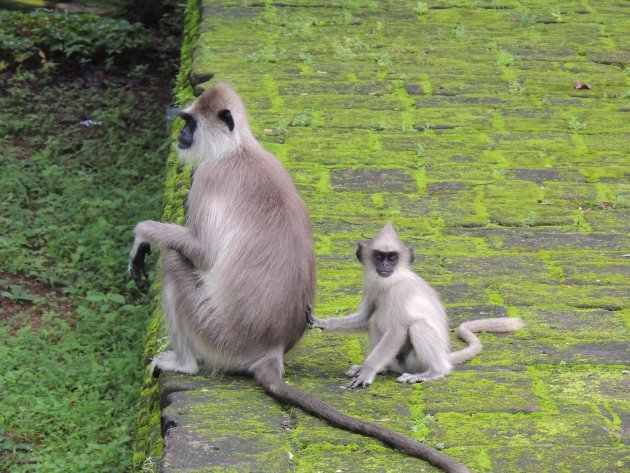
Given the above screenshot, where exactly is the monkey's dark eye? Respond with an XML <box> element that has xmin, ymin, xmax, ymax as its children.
<box><xmin>388</xmin><ymin>254</ymin><xmax>398</xmax><ymax>262</ymax></box>
<box><xmin>218</xmin><ymin>109</ymin><xmax>235</xmax><ymax>132</ymax></box>
<box><xmin>375</xmin><ymin>253</ymin><xmax>384</xmax><ymax>261</ymax></box>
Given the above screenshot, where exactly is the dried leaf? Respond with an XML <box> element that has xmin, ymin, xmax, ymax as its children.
<box><xmin>538</xmin><ymin>200</ymin><xmax>553</xmax><ymax>205</ymax></box>
<box><xmin>575</xmin><ymin>81</ymin><xmax>592</xmax><ymax>90</ymax></box>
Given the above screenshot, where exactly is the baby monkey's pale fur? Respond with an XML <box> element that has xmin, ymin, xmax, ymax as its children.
<box><xmin>309</xmin><ymin>224</ymin><xmax>525</xmax><ymax>389</ymax></box>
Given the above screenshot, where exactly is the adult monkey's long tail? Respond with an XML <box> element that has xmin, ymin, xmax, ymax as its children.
<box><xmin>255</xmin><ymin>357</ymin><xmax>471</xmax><ymax>473</ymax></box>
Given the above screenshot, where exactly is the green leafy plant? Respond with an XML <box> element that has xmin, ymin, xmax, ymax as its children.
<box><xmin>496</xmin><ymin>49</ymin><xmax>514</xmax><ymax>67</ymax></box>
<box><xmin>509</xmin><ymin>79</ymin><xmax>526</xmax><ymax>94</ymax></box>
<box><xmin>0</xmin><ymin>10</ymin><xmax>150</xmax><ymax>71</ymax></box>
<box><xmin>275</xmin><ymin>118</ymin><xmax>290</xmax><ymax>141</ymax></box>
<box><xmin>568</xmin><ymin>116</ymin><xmax>587</xmax><ymax>133</ymax></box>
<box><xmin>299</xmin><ymin>51</ymin><xmax>313</xmax><ymax>64</ymax></box>
<box><xmin>0</xmin><ymin>281</ymin><xmax>39</xmax><ymax>303</ymax></box>
<box><xmin>518</xmin><ymin>8</ymin><xmax>540</xmax><ymax>27</ymax></box>
<box><xmin>551</xmin><ymin>9</ymin><xmax>563</xmax><ymax>23</ymax></box>
<box><xmin>375</xmin><ymin>52</ymin><xmax>393</xmax><ymax>72</ymax></box>
<box><xmin>416</xmin><ymin>143</ymin><xmax>427</xmax><ymax>158</ymax></box>
<box><xmin>291</xmin><ymin>110</ymin><xmax>313</xmax><ymax>127</ymax></box>
<box><xmin>414</xmin><ymin>2</ymin><xmax>429</xmax><ymax>15</ymax></box>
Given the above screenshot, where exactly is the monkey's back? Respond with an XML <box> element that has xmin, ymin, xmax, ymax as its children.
<box><xmin>169</xmin><ymin>146</ymin><xmax>315</xmax><ymax>367</ymax></box>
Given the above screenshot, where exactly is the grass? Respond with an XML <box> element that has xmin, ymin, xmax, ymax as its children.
<box><xmin>0</xmin><ymin>71</ymin><xmax>172</xmax><ymax>472</ymax></box>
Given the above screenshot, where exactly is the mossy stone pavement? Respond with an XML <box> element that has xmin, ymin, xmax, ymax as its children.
<box><xmin>134</xmin><ymin>1</ymin><xmax>629</xmax><ymax>472</ymax></box>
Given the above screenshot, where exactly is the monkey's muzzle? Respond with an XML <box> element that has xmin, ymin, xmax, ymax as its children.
<box><xmin>167</xmin><ymin>108</ymin><xmax>197</xmax><ymax>149</ymax></box>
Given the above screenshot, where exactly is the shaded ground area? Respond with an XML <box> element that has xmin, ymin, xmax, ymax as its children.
<box><xmin>0</xmin><ymin>7</ymin><xmax>182</xmax><ymax>471</ymax></box>
<box><xmin>135</xmin><ymin>1</ymin><xmax>629</xmax><ymax>472</ymax></box>
<box><xmin>0</xmin><ymin>76</ymin><xmax>172</xmax><ymax>472</ymax></box>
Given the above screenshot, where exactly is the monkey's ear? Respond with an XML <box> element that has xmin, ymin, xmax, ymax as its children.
<box><xmin>407</xmin><ymin>246</ymin><xmax>415</xmax><ymax>263</ymax></box>
<box><xmin>187</xmin><ymin>71</ymin><xmax>214</xmax><ymax>97</ymax></box>
<box><xmin>356</xmin><ymin>242</ymin><xmax>366</xmax><ymax>263</ymax></box>
<box><xmin>218</xmin><ymin>109</ymin><xmax>235</xmax><ymax>132</ymax></box>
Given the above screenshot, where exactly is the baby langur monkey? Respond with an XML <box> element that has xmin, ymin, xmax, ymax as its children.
<box><xmin>308</xmin><ymin>224</ymin><xmax>524</xmax><ymax>389</ymax></box>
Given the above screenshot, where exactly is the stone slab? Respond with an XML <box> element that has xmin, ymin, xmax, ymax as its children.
<box><xmin>134</xmin><ymin>0</ymin><xmax>630</xmax><ymax>471</ymax></box>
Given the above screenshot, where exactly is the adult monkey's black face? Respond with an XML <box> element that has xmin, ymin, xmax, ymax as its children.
<box><xmin>372</xmin><ymin>250</ymin><xmax>399</xmax><ymax>278</ymax></box>
<box><xmin>175</xmin><ymin>111</ymin><xmax>197</xmax><ymax>149</ymax></box>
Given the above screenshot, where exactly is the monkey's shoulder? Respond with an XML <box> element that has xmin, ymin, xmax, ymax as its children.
<box><xmin>380</xmin><ymin>275</ymin><xmax>447</xmax><ymax>321</ymax></box>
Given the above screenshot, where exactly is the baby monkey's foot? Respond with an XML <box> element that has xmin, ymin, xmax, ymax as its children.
<box><xmin>348</xmin><ymin>368</ymin><xmax>375</xmax><ymax>389</ymax></box>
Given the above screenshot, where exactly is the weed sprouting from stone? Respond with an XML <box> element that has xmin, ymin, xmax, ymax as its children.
<box><xmin>246</xmin><ymin>46</ymin><xmax>286</xmax><ymax>63</ymax></box>
<box><xmin>334</xmin><ymin>42</ymin><xmax>354</xmax><ymax>60</ymax></box>
<box><xmin>375</xmin><ymin>52</ymin><xmax>393</xmax><ymax>73</ymax></box>
<box><xmin>509</xmin><ymin>79</ymin><xmax>526</xmax><ymax>94</ymax></box>
<box><xmin>568</xmin><ymin>116</ymin><xmax>587</xmax><ymax>133</ymax></box>
<box><xmin>518</xmin><ymin>8</ymin><xmax>540</xmax><ymax>27</ymax></box>
<box><xmin>521</xmin><ymin>211</ymin><xmax>536</xmax><ymax>227</ymax></box>
<box><xmin>291</xmin><ymin>110</ymin><xmax>312</xmax><ymax>127</ymax></box>
<box><xmin>414</xmin><ymin>2</ymin><xmax>429</xmax><ymax>16</ymax></box>
<box><xmin>299</xmin><ymin>51</ymin><xmax>313</xmax><ymax>64</ymax></box>
<box><xmin>538</xmin><ymin>150</ymin><xmax>557</xmax><ymax>168</ymax></box>
<box><xmin>455</xmin><ymin>25</ymin><xmax>471</xmax><ymax>41</ymax></box>
<box><xmin>275</xmin><ymin>119</ymin><xmax>290</xmax><ymax>140</ymax></box>
<box><xmin>343</xmin><ymin>11</ymin><xmax>360</xmax><ymax>25</ymax></box>
<box><xmin>496</xmin><ymin>49</ymin><xmax>514</xmax><ymax>67</ymax></box>
<box><xmin>551</xmin><ymin>9</ymin><xmax>563</xmax><ymax>23</ymax></box>
<box><xmin>416</xmin><ymin>143</ymin><xmax>426</xmax><ymax>158</ymax></box>
<box><xmin>349</xmin><ymin>36</ymin><xmax>370</xmax><ymax>51</ymax></box>
<box><xmin>492</xmin><ymin>168</ymin><xmax>507</xmax><ymax>179</ymax></box>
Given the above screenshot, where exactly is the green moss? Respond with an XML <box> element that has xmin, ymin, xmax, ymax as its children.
<box><xmin>132</xmin><ymin>1</ymin><xmax>202</xmax><ymax>471</ymax></box>
<box><xmin>294</xmin><ymin>441</ymin><xmax>444</xmax><ymax>472</ymax></box>
<box><xmin>536</xmin><ymin>250</ymin><xmax>566</xmax><ymax>282</ymax></box>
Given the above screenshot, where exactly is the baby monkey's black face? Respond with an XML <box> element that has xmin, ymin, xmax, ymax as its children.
<box><xmin>372</xmin><ymin>250</ymin><xmax>399</xmax><ymax>278</ymax></box>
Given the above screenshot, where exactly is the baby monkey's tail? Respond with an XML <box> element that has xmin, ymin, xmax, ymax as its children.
<box><xmin>448</xmin><ymin>318</ymin><xmax>525</xmax><ymax>365</ymax></box>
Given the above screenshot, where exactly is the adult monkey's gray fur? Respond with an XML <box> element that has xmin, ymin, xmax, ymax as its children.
<box><xmin>308</xmin><ymin>224</ymin><xmax>525</xmax><ymax>389</ymax></box>
<box><xmin>128</xmin><ymin>83</ymin><xmax>470</xmax><ymax>473</ymax></box>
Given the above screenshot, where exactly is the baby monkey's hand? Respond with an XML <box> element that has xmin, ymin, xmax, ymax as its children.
<box><xmin>305</xmin><ymin>305</ymin><xmax>329</xmax><ymax>330</ymax></box>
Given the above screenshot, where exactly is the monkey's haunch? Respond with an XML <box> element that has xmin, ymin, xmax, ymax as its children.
<box><xmin>256</xmin><ymin>362</ymin><xmax>470</xmax><ymax>473</ymax></box>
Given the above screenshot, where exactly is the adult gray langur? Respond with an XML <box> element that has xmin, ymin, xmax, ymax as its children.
<box><xmin>128</xmin><ymin>83</ymin><xmax>470</xmax><ymax>473</ymax></box>
<box><xmin>308</xmin><ymin>224</ymin><xmax>525</xmax><ymax>389</ymax></box>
